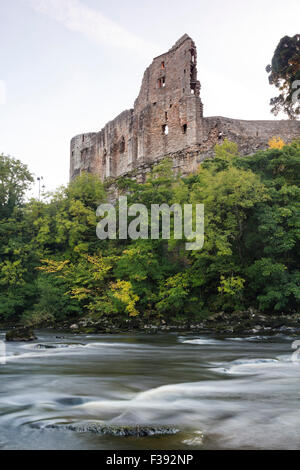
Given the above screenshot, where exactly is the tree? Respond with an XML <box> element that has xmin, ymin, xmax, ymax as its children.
<box><xmin>0</xmin><ymin>155</ymin><xmax>36</xmax><ymax>322</ymax></box>
<box><xmin>239</xmin><ymin>140</ymin><xmax>300</xmax><ymax>312</ymax></box>
<box><xmin>0</xmin><ymin>154</ymin><xmax>33</xmax><ymax>219</ymax></box>
<box><xmin>266</xmin><ymin>34</ymin><xmax>300</xmax><ymax>119</ymax></box>
<box><xmin>186</xmin><ymin>145</ymin><xmax>268</xmax><ymax>313</ymax></box>
<box><xmin>269</xmin><ymin>136</ymin><xmax>285</xmax><ymax>150</ymax></box>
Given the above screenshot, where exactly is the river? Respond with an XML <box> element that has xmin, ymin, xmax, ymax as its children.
<box><xmin>0</xmin><ymin>330</ymin><xmax>299</xmax><ymax>450</ymax></box>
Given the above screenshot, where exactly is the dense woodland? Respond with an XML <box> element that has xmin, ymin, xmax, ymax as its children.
<box><xmin>0</xmin><ymin>139</ymin><xmax>299</xmax><ymax>327</ymax></box>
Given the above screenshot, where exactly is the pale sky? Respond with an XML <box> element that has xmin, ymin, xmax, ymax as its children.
<box><xmin>0</xmin><ymin>0</ymin><xmax>299</xmax><ymax>196</ymax></box>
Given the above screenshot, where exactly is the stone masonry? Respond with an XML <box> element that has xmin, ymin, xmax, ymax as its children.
<box><xmin>70</xmin><ymin>34</ymin><xmax>300</xmax><ymax>183</ymax></box>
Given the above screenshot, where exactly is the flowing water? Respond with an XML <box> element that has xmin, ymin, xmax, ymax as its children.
<box><xmin>0</xmin><ymin>329</ymin><xmax>300</xmax><ymax>450</ymax></box>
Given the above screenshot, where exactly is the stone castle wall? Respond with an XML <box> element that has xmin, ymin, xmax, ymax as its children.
<box><xmin>70</xmin><ymin>34</ymin><xmax>300</xmax><ymax>182</ymax></box>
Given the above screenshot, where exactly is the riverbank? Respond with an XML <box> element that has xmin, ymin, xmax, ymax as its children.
<box><xmin>29</xmin><ymin>310</ymin><xmax>300</xmax><ymax>337</ymax></box>
<box><xmin>2</xmin><ymin>310</ymin><xmax>300</xmax><ymax>340</ymax></box>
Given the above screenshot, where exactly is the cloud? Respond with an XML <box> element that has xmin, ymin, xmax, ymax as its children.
<box><xmin>26</xmin><ymin>0</ymin><xmax>156</xmax><ymax>55</ymax></box>
<box><xmin>0</xmin><ymin>81</ymin><xmax>7</xmax><ymax>105</ymax></box>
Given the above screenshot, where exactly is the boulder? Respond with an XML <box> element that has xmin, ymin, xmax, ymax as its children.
<box><xmin>35</xmin><ymin>343</ymin><xmax>69</xmax><ymax>350</ymax></box>
<box><xmin>6</xmin><ymin>327</ymin><xmax>37</xmax><ymax>342</ymax></box>
<box><xmin>45</xmin><ymin>423</ymin><xmax>180</xmax><ymax>437</ymax></box>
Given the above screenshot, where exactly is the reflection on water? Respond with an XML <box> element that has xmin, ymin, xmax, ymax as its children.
<box><xmin>0</xmin><ymin>330</ymin><xmax>299</xmax><ymax>450</ymax></box>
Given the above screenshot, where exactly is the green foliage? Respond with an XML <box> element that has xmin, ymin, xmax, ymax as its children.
<box><xmin>0</xmin><ymin>142</ymin><xmax>299</xmax><ymax>326</ymax></box>
<box><xmin>0</xmin><ymin>154</ymin><xmax>33</xmax><ymax>219</ymax></box>
<box><xmin>218</xmin><ymin>275</ymin><xmax>246</xmax><ymax>311</ymax></box>
<box><xmin>237</xmin><ymin>140</ymin><xmax>300</xmax><ymax>312</ymax></box>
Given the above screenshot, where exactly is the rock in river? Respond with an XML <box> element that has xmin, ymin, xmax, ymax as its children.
<box><xmin>5</xmin><ymin>327</ymin><xmax>37</xmax><ymax>342</ymax></box>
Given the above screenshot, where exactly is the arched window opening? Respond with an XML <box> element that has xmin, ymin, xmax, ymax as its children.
<box><xmin>191</xmin><ymin>49</ymin><xmax>196</xmax><ymax>63</ymax></box>
<box><xmin>158</xmin><ymin>77</ymin><xmax>166</xmax><ymax>88</ymax></box>
<box><xmin>191</xmin><ymin>82</ymin><xmax>197</xmax><ymax>95</ymax></box>
<box><xmin>162</xmin><ymin>124</ymin><xmax>169</xmax><ymax>136</ymax></box>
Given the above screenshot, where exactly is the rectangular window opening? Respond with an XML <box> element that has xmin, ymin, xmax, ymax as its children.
<box><xmin>191</xmin><ymin>83</ymin><xmax>196</xmax><ymax>95</ymax></box>
<box><xmin>183</xmin><ymin>124</ymin><xmax>187</xmax><ymax>134</ymax></box>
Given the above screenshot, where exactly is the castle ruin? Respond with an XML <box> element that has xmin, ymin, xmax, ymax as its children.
<box><xmin>70</xmin><ymin>34</ymin><xmax>300</xmax><ymax>183</ymax></box>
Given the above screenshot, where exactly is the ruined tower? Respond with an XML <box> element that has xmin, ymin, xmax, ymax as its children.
<box><xmin>70</xmin><ymin>34</ymin><xmax>300</xmax><ymax>182</ymax></box>
<box><xmin>70</xmin><ymin>35</ymin><xmax>204</xmax><ymax>181</ymax></box>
